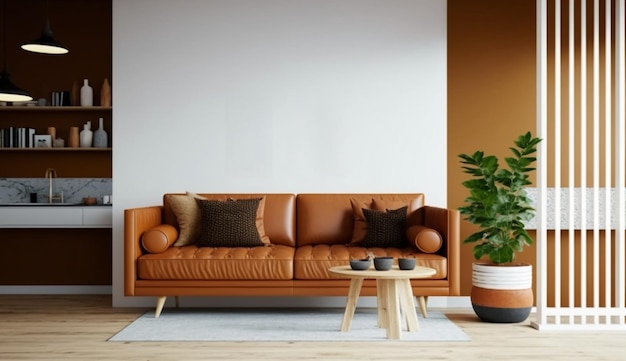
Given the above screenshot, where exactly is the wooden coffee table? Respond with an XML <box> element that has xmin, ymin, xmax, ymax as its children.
<box><xmin>328</xmin><ymin>265</ymin><xmax>436</xmax><ymax>339</ymax></box>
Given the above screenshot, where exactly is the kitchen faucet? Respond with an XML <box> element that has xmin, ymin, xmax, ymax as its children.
<box><xmin>44</xmin><ymin>168</ymin><xmax>63</xmax><ymax>204</ymax></box>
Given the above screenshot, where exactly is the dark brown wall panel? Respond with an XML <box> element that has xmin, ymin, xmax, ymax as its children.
<box><xmin>3</xmin><ymin>0</ymin><xmax>112</xmax><ymax>103</ymax></box>
<box><xmin>0</xmin><ymin>1</ymin><xmax>112</xmax><ymax>287</ymax></box>
<box><xmin>0</xmin><ymin>228</ymin><xmax>112</xmax><ymax>285</ymax></box>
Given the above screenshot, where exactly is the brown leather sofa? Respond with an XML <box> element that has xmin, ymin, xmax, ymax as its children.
<box><xmin>124</xmin><ymin>193</ymin><xmax>460</xmax><ymax>317</ymax></box>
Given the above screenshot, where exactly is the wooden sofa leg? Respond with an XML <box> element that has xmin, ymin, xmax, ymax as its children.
<box><xmin>155</xmin><ymin>296</ymin><xmax>167</xmax><ymax>318</ymax></box>
<box><xmin>417</xmin><ymin>296</ymin><xmax>429</xmax><ymax>318</ymax></box>
<box><xmin>175</xmin><ymin>296</ymin><xmax>180</xmax><ymax>308</ymax></box>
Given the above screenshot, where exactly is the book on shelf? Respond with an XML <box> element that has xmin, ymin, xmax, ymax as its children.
<box><xmin>1</xmin><ymin>127</ymin><xmax>37</xmax><ymax>148</ymax></box>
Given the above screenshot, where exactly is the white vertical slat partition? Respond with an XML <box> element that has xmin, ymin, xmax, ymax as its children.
<box><xmin>533</xmin><ymin>0</ymin><xmax>626</xmax><ymax>330</ymax></box>
<box><xmin>580</xmin><ymin>0</ymin><xmax>589</xmax><ymax>317</ymax></box>
<box><xmin>616</xmin><ymin>0</ymin><xmax>626</xmax><ymax>322</ymax></box>
<box><xmin>604</xmin><ymin>0</ymin><xmax>613</xmax><ymax>323</ymax></box>
<box><xmin>536</xmin><ymin>0</ymin><xmax>549</xmax><ymax>328</ymax></box>
<box><xmin>567</xmin><ymin>0</ymin><xmax>577</xmax><ymax>325</ymax></box>
<box><xmin>554</xmin><ymin>0</ymin><xmax>563</xmax><ymax>325</ymax></box>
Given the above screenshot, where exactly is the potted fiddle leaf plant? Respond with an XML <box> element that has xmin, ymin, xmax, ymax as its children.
<box><xmin>458</xmin><ymin>131</ymin><xmax>541</xmax><ymax>323</ymax></box>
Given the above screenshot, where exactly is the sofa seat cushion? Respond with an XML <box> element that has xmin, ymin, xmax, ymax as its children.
<box><xmin>138</xmin><ymin>245</ymin><xmax>294</xmax><ymax>280</ymax></box>
<box><xmin>293</xmin><ymin>244</ymin><xmax>447</xmax><ymax>280</ymax></box>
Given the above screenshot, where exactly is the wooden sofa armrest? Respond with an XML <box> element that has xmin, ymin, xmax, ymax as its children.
<box><xmin>421</xmin><ymin>205</ymin><xmax>461</xmax><ymax>296</ymax></box>
<box><xmin>124</xmin><ymin>206</ymin><xmax>163</xmax><ymax>296</ymax></box>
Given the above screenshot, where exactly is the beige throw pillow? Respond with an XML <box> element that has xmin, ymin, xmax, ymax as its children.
<box><xmin>166</xmin><ymin>192</ymin><xmax>205</xmax><ymax>246</ymax></box>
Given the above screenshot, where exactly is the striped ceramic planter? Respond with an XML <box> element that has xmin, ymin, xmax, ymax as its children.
<box><xmin>470</xmin><ymin>263</ymin><xmax>533</xmax><ymax>323</ymax></box>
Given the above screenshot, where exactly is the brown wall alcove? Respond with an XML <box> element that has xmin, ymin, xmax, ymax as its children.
<box><xmin>1</xmin><ymin>0</ymin><xmax>112</xmax><ymax>287</ymax></box>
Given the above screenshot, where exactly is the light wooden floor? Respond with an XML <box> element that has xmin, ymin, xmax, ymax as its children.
<box><xmin>0</xmin><ymin>295</ymin><xmax>624</xmax><ymax>361</ymax></box>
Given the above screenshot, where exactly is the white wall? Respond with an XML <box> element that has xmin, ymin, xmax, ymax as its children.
<box><xmin>112</xmin><ymin>0</ymin><xmax>447</xmax><ymax>306</ymax></box>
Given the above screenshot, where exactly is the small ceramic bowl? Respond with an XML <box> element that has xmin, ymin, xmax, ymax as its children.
<box><xmin>398</xmin><ymin>258</ymin><xmax>416</xmax><ymax>270</ymax></box>
<box><xmin>350</xmin><ymin>258</ymin><xmax>371</xmax><ymax>271</ymax></box>
<box><xmin>373</xmin><ymin>256</ymin><xmax>394</xmax><ymax>271</ymax></box>
<box><xmin>83</xmin><ymin>197</ymin><xmax>97</xmax><ymax>205</ymax></box>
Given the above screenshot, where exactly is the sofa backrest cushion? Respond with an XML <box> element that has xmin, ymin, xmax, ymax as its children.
<box><xmin>296</xmin><ymin>194</ymin><xmax>424</xmax><ymax>247</ymax></box>
<box><xmin>163</xmin><ymin>193</ymin><xmax>296</xmax><ymax>247</ymax></box>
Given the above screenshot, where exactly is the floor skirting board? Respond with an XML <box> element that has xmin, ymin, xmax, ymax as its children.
<box><xmin>0</xmin><ymin>285</ymin><xmax>112</xmax><ymax>295</ymax></box>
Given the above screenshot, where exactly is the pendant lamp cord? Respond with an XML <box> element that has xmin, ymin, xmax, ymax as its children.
<box><xmin>2</xmin><ymin>0</ymin><xmax>8</xmax><ymax>75</ymax></box>
<box><xmin>44</xmin><ymin>0</ymin><xmax>50</xmax><ymax>31</ymax></box>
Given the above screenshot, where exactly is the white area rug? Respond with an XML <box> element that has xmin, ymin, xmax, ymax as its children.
<box><xmin>109</xmin><ymin>308</ymin><xmax>470</xmax><ymax>342</ymax></box>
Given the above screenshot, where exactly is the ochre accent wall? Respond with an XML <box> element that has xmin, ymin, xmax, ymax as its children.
<box><xmin>448</xmin><ymin>0</ymin><xmax>537</xmax><ymax>295</ymax></box>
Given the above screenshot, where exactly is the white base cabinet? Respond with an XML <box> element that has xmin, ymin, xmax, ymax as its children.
<box><xmin>0</xmin><ymin>206</ymin><xmax>112</xmax><ymax>228</ymax></box>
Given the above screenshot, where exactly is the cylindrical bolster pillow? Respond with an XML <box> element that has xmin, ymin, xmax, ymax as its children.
<box><xmin>141</xmin><ymin>224</ymin><xmax>179</xmax><ymax>253</ymax></box>
<box><xmin>406</xmin><ymin>225</ymin><xmax>443</xmax><ymax>253</ymax></box>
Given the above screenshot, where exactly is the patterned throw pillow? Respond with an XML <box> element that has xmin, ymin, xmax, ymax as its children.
<box><xmin>195</xmin><ymin>197</ymin><xmax>266</xmax><ymax>247</ymax></box>
<box><xmin>360</xmin><ymin>206</ymin><xmax>408</xmax><ymax>248</ymax></box>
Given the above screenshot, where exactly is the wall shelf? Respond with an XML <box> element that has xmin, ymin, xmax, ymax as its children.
<box><xmin>0</xmin><ymin>148</ymin><xmax>111</xmax><ymax>152</ymax></box>
<box><xmin>0</xmin><ymin>106</ymin><xmax>112</xmax><ymax>178</ymax></box>
<box><xmin>0</xmin><ymin>106</ymin><xmax>112</xmax><ymax>112</ymax></box>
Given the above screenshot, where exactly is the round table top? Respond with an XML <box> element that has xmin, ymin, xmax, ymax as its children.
<box><xmin>328</xmin><ymin>265</ymin><xmax>436</xmax><ymax>280</ymax></box>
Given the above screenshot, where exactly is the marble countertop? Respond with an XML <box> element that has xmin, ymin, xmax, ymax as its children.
<box><xmin>0</xmin><ymin>178</ymin><xmax>112</xmax><ymax>205</ymax></box>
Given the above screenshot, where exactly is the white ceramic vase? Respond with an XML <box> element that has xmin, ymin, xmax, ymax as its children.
<box><xmin>80</xmin><ymin>121</ymin><xmax>93</xmax><ymax>147</ymax></box>
<box><xmin>93</xmin><ymin>118</ymin><xmax>108</xmax><ymax>148</ymax></box>
<box><xmin>80</xmin><ymin>79</ymin><xmax>93</xmax><ymax>107</ymax></box>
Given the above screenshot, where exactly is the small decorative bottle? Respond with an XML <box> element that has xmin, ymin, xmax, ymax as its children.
<box><xmin>79</xmin><ymin>121</ymin><xmax>93</xmax><ymax>147</ymax></box>
<box><xmin>71</xmin><ymin>80</ymin><xmax>79</xmax><ymax>106</ymax></box>
<box><xmin>68</xmin><ymin>127</ymin><xmax>79</xmax><ymax>148</ymax></box>
<box><xmin>80</xmin><ymin>79</ymin><xmax>93</xmax><ymax>107</ymax></box>
<box><xmin>93</xmin><ymin>117</ymin><xmax>108</xmax><ymax>148</ymax></box>
<box><xmin>100</xmin><ymin>78</ymin><xmax>111</xmax><ymax>106</ymax></box>
<box><xmin>47</xmin><ymin>127</ymin><xmax>56</xmax><ymax>141</ymax></box>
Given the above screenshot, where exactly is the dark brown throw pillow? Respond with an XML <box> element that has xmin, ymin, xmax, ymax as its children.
<box><xmin>195</xmin><ymin>198</ymin><xmax>266</xmax><ymax>247</ymax></box>
<box><xmin>360</xmin><ymin>206</ymin><xmax>408</xmax><ymax>248</ymax></box>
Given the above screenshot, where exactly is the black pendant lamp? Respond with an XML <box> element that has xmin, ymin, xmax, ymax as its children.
<box><xmin>0</xmin><ymin>0</ymin><xmax>32</xmax><ymax>102</ymax></box>
<box><xmin>21</xmin><ymin>0</ymin><xmax>68</xmax><ymax>55</ymax></box>
<box><xmin>0</xmin><ymin>70</ymin><xmax>33</xmax><ymax>102</ymax></box>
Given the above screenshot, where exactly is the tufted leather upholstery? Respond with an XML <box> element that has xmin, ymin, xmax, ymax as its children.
<box><xmin>139</xmin><ymin>244</ymin><xmax>295</xmax><ymax>280</ymax></box>
<box><xmin>124</xmin><ymin>193</ymin><xmax>460</xmax><ymax>306</ymax></box>
<box><xmin>294</xmin><ymin>244</ymin><xmax>447</xmax><ymax>280</ymax></box>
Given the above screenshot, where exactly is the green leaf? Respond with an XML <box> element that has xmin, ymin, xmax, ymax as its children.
<box><xmin>481</xmin><ymin>156</ymin><xmax>499</xmax><ymax>174</ymax></box>
<box><xmin>463</xmin><ymin>231</ymin><xmax>487</xmax><ymax>244</ymax></box>
<box><xmin>509</xmin><ymin>147</ymin><xmax>522</xmax><ymax>158</ymax></box>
